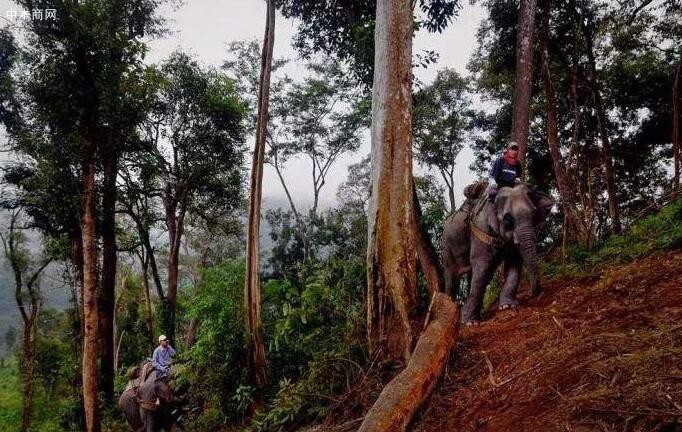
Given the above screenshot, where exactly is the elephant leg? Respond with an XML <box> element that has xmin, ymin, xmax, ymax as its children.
<box><xmin>462</xmin><ymin>260</ymin><xmax>497</xmax><ymax>324</ymax></box>
<box><xmin>140</xmin><ymin>408</ymin><xmax>155</xmax><ymax>432</ymax></box>
<box><xmin>499</xmin><ymin>253</ymin><xmax>522</xmax><ymax>308</ymax></box>
<box><xmin>444</xmin><ymin>266</ymin><xmax>459</xmax><ymax>300</ymax></box>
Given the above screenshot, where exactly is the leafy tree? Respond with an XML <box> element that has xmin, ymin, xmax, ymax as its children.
<box><xmin>0</xmin><ymin>210</ymin><xmax>53</xmax><ymax>432</ymax></box>
<box><xmin>413</xmin><ymin>69</ymin><xmax>483</xmax><ymax>210</ymax></box>
<box><xmin>274</xmin><ymin>0</ymin><xmax>463</xmax><ymax>86</ymax></box>
<box><xmin>131</xmin><ymin>51</ymin><xmax>247</xmax><ymax>341</ymax></box>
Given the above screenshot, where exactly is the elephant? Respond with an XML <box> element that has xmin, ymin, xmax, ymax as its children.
<box><xmin>442</xmin><ymin>183</ymin><xmax>553</xmax><ymax>324</ymax></box>
<box><xmin>119</xmin><ymin>364</ymin><xmax>181</xmax><ymax>432</ymax></box>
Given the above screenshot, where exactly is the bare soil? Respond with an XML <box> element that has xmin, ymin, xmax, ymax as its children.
<box><xmin>411</xmin><ymin>250</ymin><xmax>682</xmax><ymax>432</ymax></box>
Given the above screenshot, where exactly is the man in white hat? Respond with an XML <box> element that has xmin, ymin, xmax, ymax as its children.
<box><xmin>152</xmin><ymin>334</ymin><xmax>176</xmax><ymax>377</ymax></box>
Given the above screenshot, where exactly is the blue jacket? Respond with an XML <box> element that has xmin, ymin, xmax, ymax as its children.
<box><xmin>152</xmin><ymin>345</ymin><xmax>176</xmax><ymax>375</ymax></box>
<box><xmin>490</xmin><ymin>156</ymin><xmax>522</xmax><ymax>187</ymax></box>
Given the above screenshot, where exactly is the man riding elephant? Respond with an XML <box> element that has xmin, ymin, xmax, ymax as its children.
<box><xmin>487</xmin><ymin>141</ymin><xmax>523</xmax><ymax>199</ymax></box>
<box><xmin>442</xmin><ymin>151</ymin><xmax>553</xmax><ymax>325</ymax></box>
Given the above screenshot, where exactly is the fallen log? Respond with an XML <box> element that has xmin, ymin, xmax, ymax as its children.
<box><xmin>358</xmin><ymin>292</ymin><xmax>459</xmax><ymax>432</ymax></box>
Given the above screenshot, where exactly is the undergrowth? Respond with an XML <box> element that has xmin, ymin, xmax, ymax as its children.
<box><xmin>543</xmin><ymin>198</ymin><xmax>682</xmax><ymax>278</ymax></box>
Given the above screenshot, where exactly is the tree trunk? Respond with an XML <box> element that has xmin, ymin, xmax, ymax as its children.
<box><xmin>358</xmin><ymin>293</ymin><xmax>458</xmax><ymax>432</ymax></box>
<box><xmin>583</xmin><ymin>21</ymin><xmax>621</xmax><ymax>234</ymax></box>
<box><xmin>539</xmin><ymin>0</ymin><xmax>582</xmax><ymax>245</ymax></box>
<box><xmin>99</xmin><ymin>129</ymin><xmax>118</xmax><ymax>403</ymax></box>
<box><xmin>511</xmin><ymin>0</ymin><xmax>538</xmax><ymax>165</ymax></box>
<box><xmin>20</xmin><ymin>320</ymin><xmax>36</xmax><ymax>432</ymax></box>
<box><xmin>367</xmin><ymin>0</ymin><xmax>419</xmax><ymax>364</ymax></box>
<box><xmin>140</xmin><ymin>253</ymin><xmax>154</xmax><ymax>345</ymax></box>
<box><xmin>81</xmin><ymin>133</ymin><xmax>101</xmax><ymax>432</ymax></box>
<box><xmin>673</xmin><ymin>61</ymin><xmax>681</xmax><ymax>198</ymax></box>
<box><xmin>412</xmin><ymin>182</ymin><xmax>444</xmax><ymax>295</ymax></box>
<box><xmin>164</xmin><ymin>200</ymin><xmax>185</xmax><ymax>342</ymax></box>
<box><xmin>244</xmin><ymin>0</ymin><xmax>275</xmax><ymax>393</ymax></box>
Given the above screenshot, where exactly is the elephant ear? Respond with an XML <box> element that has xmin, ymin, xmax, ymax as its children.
<box><xmin>531</xmin><ymin>191</ymin><xmax>554</xmax><ymax>225</ymax></box>
<box><xmin>487</xmin><ymin>196</ymin><xmax>506</xmax><ymax>234</ymax></box>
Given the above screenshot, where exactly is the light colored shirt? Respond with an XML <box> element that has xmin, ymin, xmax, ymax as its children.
<box><xmin>152</xmin><ymin>345</ymin><xmax>176</xmax><ymax>375</ymax></box>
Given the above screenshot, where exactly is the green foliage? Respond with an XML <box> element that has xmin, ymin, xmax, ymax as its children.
<box><xmin>544</xmin><ymin>199</ymin><xmax>682</xmax><ymax>277</ymax></box>
<box><xmin>180</xmin><ymin>260</ymin><xmax>249</xmax><ymax>425</ymax></box>
<box><xmin>274</xmin><ymin>0</ymin><xmax>463</xmax><ymax>86</ymax></box>
<box><xmin>255</xmin><ymin>256</ymin><xmax>367</xmax><ymax>431</ymax></box>
<box><xmin>0</xmin><ymin>358</ymin><xmax>70</xmax><ymax>432</ymax></box>
<box><xmin>116</xmin><ymin>268</ymin><xmax>154</xmax><ymax>366</ymax></box>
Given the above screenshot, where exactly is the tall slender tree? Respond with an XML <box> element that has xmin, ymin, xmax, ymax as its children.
<box><xmin>511</xmin><ymin>0</ymin><xmax>538</xmax><ymax>165</ymax></box>
<box><xmin>367</xmin><ymin>0</ymin><xmax>419</xmax><ymax>363</ymax></box>
<box><xmin>245</xmin><ymin>0</ymin><xmax>275</xmax><ymax>395</ymax></box>
<box><xmin>0</xmin><ymin>210</ymin><xmax>52</xmax><ymax>432</ymax></box>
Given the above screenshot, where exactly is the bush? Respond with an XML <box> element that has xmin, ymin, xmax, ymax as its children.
<box><xmin>180</xmin><ymin>260</ymin><xmax>250</xmax><ymax>427</ymax></box>
<box><xmin>544</xmin><ymin>198</ymin><xmax>682</xmax><ymax>277</ymax></box>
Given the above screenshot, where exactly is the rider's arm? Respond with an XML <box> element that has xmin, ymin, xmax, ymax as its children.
<box><xmin>489</xmin><ymin>157</ymin><xmax>501</xmax><ymax>186</ymax></box>
<box><xmin>151</xmin><ymin>347</ymin><xmax>162</xmax><ymax>370</ymax></box>
<box><xmin>168</xmin><ymin>345</ymin><xmax>176</xmax><ymax>358</ymax></box>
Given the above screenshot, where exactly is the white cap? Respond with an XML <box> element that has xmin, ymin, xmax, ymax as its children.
<box><xmin>158</xmin><ymin>335</ymin><xmax>168</xmax><ymax>342</ymax></box>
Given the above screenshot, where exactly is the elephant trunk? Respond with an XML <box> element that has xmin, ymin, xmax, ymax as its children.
<box><xmin>516</xmin><ymin>222</ymin><xmax>541</xmax><ymax>296</ymax></box>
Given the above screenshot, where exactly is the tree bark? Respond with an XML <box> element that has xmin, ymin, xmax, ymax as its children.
<box><xmin>583</xmin><ymin>19</ymin><xmax>621</xmax><ymax>234</ymax></box>
<box><xmin>367</xmin><ymin>0</ymin><xmax>419</xmax><ymax>364</ymax></box>
<box><xmin>81</xmin><ymin>133</ymin><xmax>101</xmax><ymax>432</ymax></box>
<box><xmin>673</xmin><ymin>61</ymin><xmax>681</xmax><ymax>198</ymax></box>
<box><xmin>244</xmin><ymin>0</ymin><xmax>275</xmax><ymax>393</ymax></box>
<box><xmin>99</xmin><ymin>129</ymin><xmax>118</xmax><ymax>403</ymax></box>
<box><xmin>539</xmin><ymin>0</ymin><xmax>583</xmax><ymax>244</ymax></box>
<box><xmin>358</xmin><ymin>293</ymin><xmax>459</xmax><ymax>432</ymax></box>
<box><xmin>412</xmin><ymin>183</ymin><xmax>444</xmax><ymax>295</ymax></box>
<box><xmin>163</xmin><ymin>194</ymin><xmax>186</xmax><ymax>342</ymax></box>
<box><xmin>511</xmin><ymin>0</ymin><xmax>538</xmax><ymax>165</ymax></box>
<box><xmin>139</xmin><ymin>251</ymin><xmax>154</xmax><ymax>345</ymax></box>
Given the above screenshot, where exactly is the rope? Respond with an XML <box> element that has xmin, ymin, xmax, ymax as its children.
<box><xmin>470</xmin><ymin>222</ymin><xmax>504</xmax><ymax>248</ymax></box>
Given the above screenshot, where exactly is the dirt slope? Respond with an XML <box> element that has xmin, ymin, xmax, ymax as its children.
<box><xmin>412</xmin><ymin>251</ymin><xmax>682</xmax><ymax>432</ymax></box>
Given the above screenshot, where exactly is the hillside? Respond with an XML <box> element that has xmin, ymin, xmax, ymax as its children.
<box><xmin>410</xmin><ymin>250</ymin><xmax>682</xmax><ymax>432</ymax></box>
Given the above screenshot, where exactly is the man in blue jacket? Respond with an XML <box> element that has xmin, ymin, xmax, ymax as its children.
<box><xmin>488</xmin><ymin>141</ymin><xmax>523</xmax><ymax>199</ymax></box>
<box><xmin>152</xmin><ymin>334</ymin><xmax>176</xmax><ymax>378</ymax></box>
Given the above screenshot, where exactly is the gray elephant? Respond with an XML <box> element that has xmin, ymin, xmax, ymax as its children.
<box><xmin>119</xmin><ymin>364</ymin><xmax>181</xmax><ymax>432</ymax></box>
<box><xmin>442</xmin><ymin>183</ymin><xmax>553</xmax><ymax>324</ymax></box>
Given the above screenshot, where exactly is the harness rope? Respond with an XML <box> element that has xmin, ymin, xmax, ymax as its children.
<box><xmin>466</xmin><ymin>192</ymin><xmax>506</xmax><ymax>249</ymax></box>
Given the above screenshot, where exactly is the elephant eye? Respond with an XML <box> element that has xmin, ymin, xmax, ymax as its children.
<box><xmin>503</xmin><ymin>213</ymin><xmax>514</xmax><ymax>229</ymax></box>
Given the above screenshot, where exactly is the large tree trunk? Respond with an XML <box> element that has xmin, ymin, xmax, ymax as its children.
<box><xmin>539</xmin><ymin>0</ymin><xmax>583</xmax><ymax>245</ymax></box>
<box><xmin>81</xmin><ymin>133</ymin><xmax>101</xmax><ymax>432</ymax></box>
<box><xmin>244</xmin><ymin>0</ymin><xmax>275</xmax><ymax>393</ymax></box>
<box><xmin>367</xmin><ymin>0</ymin><xmax>419</xmax><ymax>364</ymax></box>
<box><xmin>358</xmin><ymin>293</ymin><xmax>458</xmax><ymax>431</ymax></box>
<box><xmin>673</xmin><ymin>60</ymin><xmax>681</xmax><ymax>198</ymax></box>
<box><xmin>583</xmin><ymin>22</ymin><xmax>621</xmax><ymax>234</ymax></box>
<box><xmin>99</xmin><ymin>129</ymin><xmax>118</xmax><ymax>403</ymax></box>
<box><xmin>511</xmin><ymin>0</ymin><xmax>538</xmax><ymax>165</ymax></box>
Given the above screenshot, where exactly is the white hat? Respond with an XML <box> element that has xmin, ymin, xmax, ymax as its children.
<box><xmin>158</xmin><ymin>335</ymin><xmax>168</xmax><ymax>342</ymax></box>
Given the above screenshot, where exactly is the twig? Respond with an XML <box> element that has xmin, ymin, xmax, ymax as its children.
<box><xmin>496</xmin><ymin>363</ymin><xmax>542</xmax><ymax>388</ymax></box>
<box><xmin>483</xmin><ymin>353</ymin><xmax>497</xmax><ymax>387</ymax></box>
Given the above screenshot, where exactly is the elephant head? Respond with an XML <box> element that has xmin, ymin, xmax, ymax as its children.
<box><xmin>487</xmin><ymin>184</ymin><xmax>553</xmax><ymax>295</ymax></box>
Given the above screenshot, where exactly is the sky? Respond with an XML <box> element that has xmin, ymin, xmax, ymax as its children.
<box><xmin>143</xmin><ymin>0</ymin><xmax>486</xmax><ymax>210</ymax></box>
<box><xmin>0</xmin><ymin>0</ymin><xmax>486</xmax><ymax>209</ymax></box>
